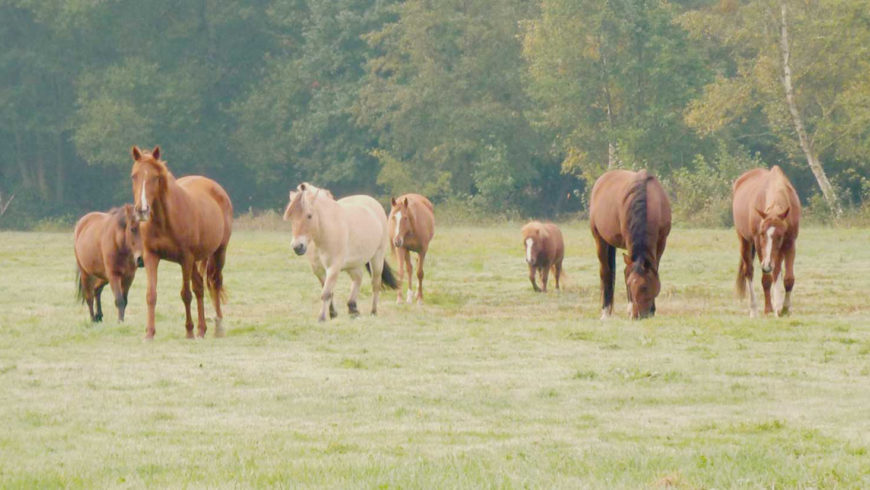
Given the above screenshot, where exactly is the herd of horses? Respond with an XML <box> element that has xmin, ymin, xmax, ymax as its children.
<box><xmin>74</xmin><ymin>145</ymin><xmax>801</xmax><ymax>338</ymax></box>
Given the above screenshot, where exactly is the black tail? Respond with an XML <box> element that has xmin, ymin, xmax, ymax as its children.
<box><xmin>366</xmin><ymin>261</ymin><xmax>400</xmax><ymax>290</ymax></box>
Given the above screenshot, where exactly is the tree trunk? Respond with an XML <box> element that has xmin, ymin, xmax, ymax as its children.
<box><xmin>14</xmin><ymin>129</ymin><xmax>32</xmax><ymax>189</ymax></box>
<box><xmin>779</xmin><ymin>3</ymin><xmax>842</xmax><ymax>216</ymax></box>
<box><xmin>599</xmin><ymin>46</ymin><xmax>620</xmax><ymax>169</ymax></box>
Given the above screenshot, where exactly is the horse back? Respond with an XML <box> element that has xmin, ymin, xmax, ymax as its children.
<box><xmin>589</xmin><ymin>170</ymin><xmax>636</xmax><ymax>248</ymax></box>
<box><xmin>407</xmin><ymin>194</ymin><xmax>435</xmax><ymax>242</ymax></box>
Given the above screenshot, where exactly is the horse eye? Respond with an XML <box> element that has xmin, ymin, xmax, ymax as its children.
<box><xmin>306</xmin><ymin>214</ymin><xmax>312</xmax><ymax>219</ymax></box>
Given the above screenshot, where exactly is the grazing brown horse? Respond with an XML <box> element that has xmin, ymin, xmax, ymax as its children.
<box><xmin>388</xmin><ymin>194</ymin><xmax>435</xmax><ymax>304</ymax></box>
<box><xmin>131</xmin><ymin>146</ymin><xmax>233</xmax><ymax>339</ymax></box>
<box><xmin>732</xmin><ymin>165</ymin><xmax>800</xmax><ymax>317</ymax></box>
<box><xmin>589</xmin><ymin>169</ymin><xmax>671</xmax><ymax>319</ymax></box>
<box><xmin>74</xmin><ymin>204</ymin><xmax>143</xmax><ymax>322</ymax></box>
<box><xmin>520</xmin><ymin>221</ymin><xmax>564</xmax><ymax>292</ymax></box>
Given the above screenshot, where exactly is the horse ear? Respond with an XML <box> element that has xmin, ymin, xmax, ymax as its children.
<box><xmin>778</xmin><ymin>208</ymin><xmax>789</xmax><ymax>220</ymax></box>
<box><xmin>152</xmin><ymin>146</ymin><xmax>160</xmax><ymax>160</ymax></box>
<box><xmin>132</xmin><ymin>146</ymin><xmax>142</xmax><ymax>161</ymax></box>
<box><xmin>298</xmin><ymin>183</ymin><xmax>307</xmax><ymax>192</ymax></box>
<box><xmin>391</xmin><ymin>197</ymin><xmax>397</xmax><ymax>207</ymax></box>
<box><xmin>403</xmin><ymin>197</ymin><xmax>409</xmax><ymax>207</ymax></box>
<box><xmin>623</xmin><ymin>253</ymin><xmax>631</xmax><ymax>266</ymax></box>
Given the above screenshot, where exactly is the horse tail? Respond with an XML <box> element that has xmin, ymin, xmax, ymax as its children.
<box><xmin>204</xmin><ymin>253</ymin><xmax>228</xmax><ymax>304</ymax></box>
<box><xmin>366</xmin><ymin>261</ymin><xmax>399</xmax><ymax>290</ymax></box>
<box><xmin>381</xmin><ymin>261</ymin><xmax>399</xmax><ymax>290</ymax></box>
<box><xmin>75</xmin><ymin>266</ymin><xmax>85</xmax><ymax>304</ymax></box>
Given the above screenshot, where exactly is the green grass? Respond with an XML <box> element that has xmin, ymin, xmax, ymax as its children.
<box><xmin>0</xmin><ymin>224</ymin><xmax>868</xmax><ymax>488</ymax></box>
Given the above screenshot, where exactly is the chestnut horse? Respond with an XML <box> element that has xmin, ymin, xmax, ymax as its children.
<box><xmin>732</xmin><ymin>165</ymin><xmax>800</xmax><ymax>317</ymax></box>
<box><xmin>589</xmin><ymin>169</ymin><xmax>671</xmax><ymax>319</ymax></box>
<box><xmin>284</xmin><ymin>183</ymin><xmax>398</xmax><ymax>321</ymax></box>
<box><xmin>131</xmin><ymin>146</ymin><xmax>233</xmax><ymax>339</ymax></box>
<box><xmin>388</xmin><ymin>194</ymin><xmax>435</xmax><ymax>304</ymax></box>
<box><xmin>520</xmin><ymin>221</ymin><xmax>564</xmax><ymax>292</ymax></box>
<box><xmin>74</xmin><ymin>204</ymin><xmax>143</xmax><ymax>322</ymax></box>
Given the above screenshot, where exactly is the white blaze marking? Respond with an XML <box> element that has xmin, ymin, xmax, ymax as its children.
<box><xmin>525</xmin><ymin>238</ymin><xmax>534</xmax><ymax>263</ymax></box>
<box><xmin>394</xmin><ymin>211</ymin><xmax>402</xmax><ymax>239</ymax></box>
<box><xmin>763</xmin><ymin>227</ymin><xmax>774</xmax><ymax>267</ymax></box>
<box><xmin>140</xmin><ymin>181</ymin><xmax>147</xmax><ymax>210</ymax></box>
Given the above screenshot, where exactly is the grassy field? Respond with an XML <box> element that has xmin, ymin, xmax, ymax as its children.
<box><xmin>0</xmin><ymin>223</ymin><xmax>868</xmax><ymax>488</ymax></box>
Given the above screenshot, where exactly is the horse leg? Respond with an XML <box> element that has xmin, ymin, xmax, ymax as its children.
<box><xmin>738</xmin><ymin>238</ymin><xmax>758</xmax><ymax>318</ymax></box>
<box><xmin>207</xmin><ymin>245</ymin><xmax>227</xmax><ymax>337</ymax></box>
<box><xmin>395</xmin><ymin>247</ymin><xmax>406</xmax><ymax>304</ymax></box>
<box><xmin>528</xmin><ymin>263</ymin><xmax>540</xmax><ymax>292</ymax></box>
<box><xmin>192</xmin><ymin>262</ymin><xmax>207</xmax><ymax>337</ymax></box>
<box><xmin>781</xmin><ymin>243</ymin><xmax>796</xmax><ymax>316</ymax></box>
<box><xmin>318</xmin><ymin>267</ymin><xmax>340</xmax><ymax>322</ymax></box>
<box><xmin>94</xmin><ymin>282</ymin><xmax>106</xmax><ymax>322</ymax></box>
<box><xmin>369</xmin><ymin>252</ymin><xmax>386</xmax><ymax>316</ymax></box>
<box><xmin>311</xmin><ymin>259</ymin><xmax>336</xmax><ymax>318</ymax></box>
<box><xmin>415</xmin><ymin>249</ymin><xmax>426</xmax><ymax>304</ymax></box>
<box><xmin>553</xmin><ymin>261</ymin><xmax>562</xmax><ymax>291</ymax></box>
<box><xmin>771</xmin><ymin>255</ymin><xmax>784</xmax><ymax>316</ymax></box>
<box><xmin>82</xmin><ymin>274</ymin><xmax>97</xmax><ymax>322</ymax></box>
<box><xmin>109</xmin><ymin>275</ymin><xmax>126</xmax><ymax>322</ymax></box>
<box><xmin>347</xmin><ymin>267</ymin><xmax>363</xmax><ymax>317</ymax></box>
<box><xmin>595</xmin><ymin>234</ymin><xmax>615</xmax><ymax>319</ymax></box>
<box><xmin>143</xmin><ymin>254</ymin><xmax>160</xmax><ymax>340</ymax></box>
<box><xmin>761</xmin><ymin>271</ymin><xmax>774</xmax><ymax>315</ymax></box>
<box><xmin>405</xmin><ymin>249</ymin><xmax>414</xmax><ymax>304</ymax></box>
<box><xmin>541</xmin><ymin>264</ymin><xmax>550</xmax><ymax>293</ymax></box>
<box><xmin>179</xmin><ymin>256</ymin><xmax>195</xmax><ymax>338</ymax></box>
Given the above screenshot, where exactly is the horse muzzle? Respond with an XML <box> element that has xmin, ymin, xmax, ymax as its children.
<box><xmin>292</xmin><ymin>243</ymin><xmax>307</xmax><ymax>256</ymax></box>
<box><xmin>135</xmin><ymin>207</ymin><xmax>150</xmax><ymax>222</ymax></box>
<box><xmin>393</xmin><ymin>238</ymin><xmax>404</xmax><ymax>248</ymax></box>
<box><xmin>761</xmin><ymin>263</ymin><xmax>772</xmax><ymax>274</ymax></box>
<box><xmin>136</xmin><ymin>256</ymin><xmax>145</xmax><ymax>268</ymax></box>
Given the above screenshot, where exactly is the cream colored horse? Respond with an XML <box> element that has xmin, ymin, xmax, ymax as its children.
<box><xmin>283</xmin><ymin>183</ymin><xmax>398</xmax><ymax>321</ymax></box>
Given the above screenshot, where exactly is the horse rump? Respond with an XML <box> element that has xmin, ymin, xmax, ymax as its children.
<box><xmin>365</xmin><ymin>261</ymin><xmax>400</xmax><ymax>290</ymax></box>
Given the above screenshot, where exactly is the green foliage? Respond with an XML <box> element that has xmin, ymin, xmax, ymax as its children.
<box><xmin>0</xmin><ymin>0</ymin><xmax>868</xmax><ymax>228</ymax></box>
<box><xmin>665</xmin><ymin>144</ymin><xmax>762</xmax><ymax>226</ymax></box>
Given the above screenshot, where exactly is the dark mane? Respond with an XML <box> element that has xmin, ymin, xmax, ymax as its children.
<box><xmin>625</xmin><ymin>170</ymin><xmax>653</xmax><ymax>268</ymax></box>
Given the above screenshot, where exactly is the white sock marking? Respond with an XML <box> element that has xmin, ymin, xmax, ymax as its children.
<box><xmin>747</xmin><ymin>277</ymin><xmax>758</xmax><ymax>318</ymax></box>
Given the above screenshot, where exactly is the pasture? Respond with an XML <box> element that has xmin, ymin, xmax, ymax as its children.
<box><xmin>0</xmin><ymin>223</ymin><xmax>868</xmax><ymax>488</ymax></box>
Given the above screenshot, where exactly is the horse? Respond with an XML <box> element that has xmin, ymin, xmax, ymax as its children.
<box><xmin>520</xmin><ymin>221</ymin><xmax>564</xmax><ymax>292</ymax></box>
<box><xmin>388</xmin><ymin>194</ymin><xmax>435</xmax><ymax>304</ymax></box>
<box><xmin>130</xmin><ymin>146</ymin><xmax>233</xmax><ymax>339</ymax></box>
<box><xmin>74</xmin><ymin>204</ymin><xmax>143</xmax><ymax>322</ymax></box>
<box><xmin>732</xmin><ymin>165</ymin><xmax>801</xmax><ymax>317</ymax></box>
<box><xmin>589</xmin><ymin>169</ymin><xmax>671</xmax><ymax>319</ymax></box>
<box><xmin>283</xmin><ymin>182</ymin><xmax>398</xmax><ymax>321</ymax></box>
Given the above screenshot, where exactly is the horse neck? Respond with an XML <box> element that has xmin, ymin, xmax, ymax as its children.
<box><xmin>149</xmin><ymin>174</ymin><xmax>181</xmax><ymax>231</ymax></box>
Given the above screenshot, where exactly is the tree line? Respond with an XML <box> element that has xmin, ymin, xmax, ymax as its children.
<box><xmin>1</xmin><ymin>0</ymin><xmax>868</xmax><ymax>228</ymax></box>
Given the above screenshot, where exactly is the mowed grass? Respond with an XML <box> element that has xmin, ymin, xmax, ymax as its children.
<box><xmin>0</xmin><ymin>223</ymin><xmax>868</xmax><ymax>488</ymax></box>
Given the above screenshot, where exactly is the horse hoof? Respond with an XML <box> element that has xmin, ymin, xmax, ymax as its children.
<box><xmin>318</xmin><ymin>315</ymin><xmax>327</xmax><ymax>323</ymax></box>
<box><xmin>142</xmin><ymin>335</ymin><xmax>154</xmax><ymax>342</ymax></box>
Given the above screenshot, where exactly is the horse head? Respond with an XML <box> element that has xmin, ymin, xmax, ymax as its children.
<box><xmin>121</xmin><ymin>204</ymin><xmax>144</xmax><ymax>268</ymax></box>
<box><xmin>390</xmin><ymin>197</ymin><xmax>414</xmax><ymax>248</ymax></box>
<box><xmin>623</xmin><ymin>253</ymin><xmax>660</xmax><ymax>319</ymax></box>
<box><xmin>284</xmin><ymin>182</ymin><xmax>328</xmax><ymax>256</ymax></box>
<box><xmin>521</xmin><ymin>222</ymin><xmax>548</xmax><ymax>266</ymax></box>
<box><xmin>755</xmin><ymin>206</ymin><xmax>790</xmax><ymax>273</ymax></box>
<box><xmin>130</xmin><ymin>145</ymin><xmax>169</xmax><ymax>223</ymax></box>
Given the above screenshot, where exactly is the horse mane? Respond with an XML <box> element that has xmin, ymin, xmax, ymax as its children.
<box><xmin>765</xmin><ymin>166</ymin><xmax>793</xmax><ymax>215</ymax></box>
<box><xmin>625</xmin><ymin>170</ymin><xmax>653</xmax><ymax>268</ymax></box>
<box><xmin>521</xmin><ymin>221</ymin><xmax>549</xmax><ymax>241</ymax></box>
